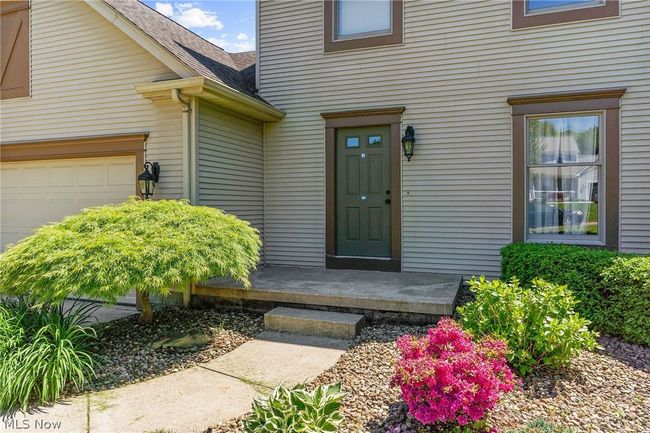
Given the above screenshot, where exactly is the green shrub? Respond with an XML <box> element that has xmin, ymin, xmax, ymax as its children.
<box><xmin>500</xmin><ymin>243</ymin><xmax>619</xmax><ymax>323</ymax></box>
<box><xmin>0</xmin><ymin>198</ymin><xmax>261</xmax><ymax>323</ymax></box>
<box><xmin>600</xmin><ymin>257</ymin><xmax>650</xmax><ymax>345</ymax></box>
<box><xmin>0</xmin><ymin>298</ymin><xmax>97</xmax><ymax>410</ymax></box>
<box><xmin>500</xmin><ymin>243</ymin><xmax>650</xmax><ymax>345</ymax></box>
<box><xmin>508</xmin><ymin>419</ymin><xmax>574</xmax><ymax>433</ymax></box>
<box><xmin>458</xmin><ymin>277</ymin><xmax>598</xmax><ymax>376</ymax></box>
<box><xmin>243</xmin><ymin>382</ymin><xmax>345</xmax><ymax>433</ymax></box>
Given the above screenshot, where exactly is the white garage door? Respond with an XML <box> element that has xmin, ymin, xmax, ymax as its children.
<box><xmin>1</xmin><ymin>155</ymin><xmax>136</xmax><ymax>251</ymax></box>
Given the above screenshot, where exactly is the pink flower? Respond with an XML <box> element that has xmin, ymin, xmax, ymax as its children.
<box><xmin>392</xmin><ymin>319</ymin><xmax>516</xmax><ymax>429</ymax></box>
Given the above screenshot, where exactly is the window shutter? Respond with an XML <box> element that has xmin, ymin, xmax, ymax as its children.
<box><xmin>1</xmin><ymin>1</ymin><xmax>30</xmax><ymax>99</ymax></box>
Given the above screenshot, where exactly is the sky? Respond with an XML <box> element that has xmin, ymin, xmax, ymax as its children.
<box><xmin>141</xmin><ymin>1</ymin><xmax>256</xmax><ymax>53</ymax></box>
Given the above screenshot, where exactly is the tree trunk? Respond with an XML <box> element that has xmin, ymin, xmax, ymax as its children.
<box><xmin>137</xmin><ymin>290</ymin><xmax>154</xmax><ymax>324</ymax></box>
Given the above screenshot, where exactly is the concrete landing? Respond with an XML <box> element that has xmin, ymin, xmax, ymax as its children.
<box><xmin>0</xmin><ymin>332</ymin><xmax>347</xmax><ymax>433</ymax></box>
<box><xmin>197</xmin><ymin>266</ymin><xmax>461</xmax><ymax>316</ymax></box>
<box><xmin>265</xmin><ymin>307</ymin><xmax>365</xmax><ymax>339</ymax></box>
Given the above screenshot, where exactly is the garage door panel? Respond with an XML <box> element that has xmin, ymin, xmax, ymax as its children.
<box><xmin>49</xmin><ymin>199</ymin><xmax>78</xmax><ymax>222</ymax></box>
<box><xmin>108</xmin><ymin>162</ymin><xmax>136</xmax><ymax>185</ymax></box>
<box><xmin>78</xmin><ymin>164</ymin><xmax>104</xmax><ymax>186</ymax></box>
<box><xmin>1</xmin><ymin>155</ymin><xmax>135</xmax><ymax>251</ymax></box>
<box><xmin>23</xmin><ymin>166</ymin><xmax>51</xmax><ymax>187</ymax></box>
<box><xmin>1</xmin><ymin>168</ymin><xmax>22</xmax><ymax>187</ymax></box>
<box><xmin>51</xmin><ymin>166</ymin><xmax>76</xmax><ymax>186</ymax></box>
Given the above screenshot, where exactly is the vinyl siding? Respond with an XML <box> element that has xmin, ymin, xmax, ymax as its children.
<box><xmin>0</xmin><ymin>0</ymin><xmax>184</xmax><ymax>199</ymax></box>
<box><xmin>259</xmin><ymin>0</ymin><xmax>650</xmax><ymax>275</ymax></box>
<box><xmin>197</xmin><ymin>100</ymin><xmax>265</xmax><ymax>260</ymax></box>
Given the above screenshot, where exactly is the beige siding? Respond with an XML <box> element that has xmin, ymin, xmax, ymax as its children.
<box><xmin>0</xmin><ymin>0</ymin><xmax>184</xmax><ymax>199</ymax></box>
<box><xmin>258</xmin><ymin>0</ymin><xmax>650</xmax><ymax>275</ymax></box>
<box><xmin>197</xmin><ymin>100</ymin><xmax>265</xmax><ymax>259</ymax></box>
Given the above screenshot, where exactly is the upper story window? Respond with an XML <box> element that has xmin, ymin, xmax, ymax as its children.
<box><xmin>324</xmin><ymin>0</ymin><xmax>403</xmax><ymax>53</ymax></box>
<box><xmin>512</xmin><ymin>0</ymin><xmax>620</xmax><ymax>29</ymax></box>
<box><xmin>526</xmin><ymin>0</ymin><xmax>604</xmax><ymax>14</ymax></box>
<box><xmin>337</xmin><ymin>0</ymin><xmax>392</xmax><ymax>39</ymax></box>
<box><xmin>0</xmin><ymin>0</ymin><xmax>30</xmax><ymax>100</ymax></box>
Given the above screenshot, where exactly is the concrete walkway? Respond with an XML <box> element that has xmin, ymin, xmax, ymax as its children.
<box><xmin>1</xmin><ymin>332</ymin><xmax>349</xmax><ymax>433</ymax></box>
<box><xmin>64</xmin><ymin>299</ymin><xmax>138</xmax><ymax>323</ymax></box>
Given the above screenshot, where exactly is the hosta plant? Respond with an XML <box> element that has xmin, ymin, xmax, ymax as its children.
<box><xmin>243</xmin><ymin>382</ymin><xmax>345</xmax><ymax>433</ymax></box>
<box><xmin>0</xmin><ymin>298</ymin><xmax>97</xmax><ymax>410</ymax></box>
<box><xmin>508</xmin><ymin>419</ymin><xmax>575</xmax><ymax>433</ymax></box>
<box><xmin>391</xmin><ymin>318</ymin><xmax>516</xmax><ymax>431</ymax></box>
<box><xmin>458</xmin><ymin>277</ymin><xmax>599</xmax><ymax>376</ymax></box>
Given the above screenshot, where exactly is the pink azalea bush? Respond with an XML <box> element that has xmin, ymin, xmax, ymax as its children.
<box><xmin>391</xmin><ymin>318</ymin><xmax>517</xmax><ymax>431</ymax></box>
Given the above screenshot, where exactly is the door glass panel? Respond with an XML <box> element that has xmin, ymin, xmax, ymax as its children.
<box><xmin>368</xmin><ymin>135</ymin><xmax>382</xmax><ymax>146</ymax></box>
<box><xmin>346</xmin><ymin>136</ymin><xmax>360</xmax><ymax>148</ymax></box>
<box><xmin>528</xmin><ymin>115</ymin><xmax>600</xmax><ymax>165</ymax></box>
<box><xmin>528</xmin><ymin>166</ymin><xmax>599</xmax><ymax>235</ymax></box>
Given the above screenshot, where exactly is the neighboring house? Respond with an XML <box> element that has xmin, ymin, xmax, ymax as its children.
<box><xmin>1</xmin><ymin>0</ymin><xmax>648</xmax><ymax>279</ymax></box>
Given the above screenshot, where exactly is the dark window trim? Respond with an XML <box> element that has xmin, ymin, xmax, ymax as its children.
<box><xmin>512</xmin><ymin>0</ymin><xmax>620</xmax><ymax>30</ymax></box>
<box><xmin>324</xmin><ymin>0</ymin><xmax>403</xmax><ymax>53</ymax></box>
<box><xmin>508</xmin><ymin>88</ymin><xmax>626</xmax><ymax>250</ymax></box>
<box><xmin>322</xmin><ymin>106</ymin><xmax>404</xmax><ymax>271</ymax></box>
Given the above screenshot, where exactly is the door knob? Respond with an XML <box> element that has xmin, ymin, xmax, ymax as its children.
<box><xmin>385</xmin><ymin>190</ymin><xmax>390</xmax><ymax>195</ymax></box>
<box><xmin>385</xmin><ymin>198</ymin><xmax>391</xmax><ymax>204</ymax></box>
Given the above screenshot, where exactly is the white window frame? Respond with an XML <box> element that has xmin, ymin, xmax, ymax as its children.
<box><xmin>524</xmin><ymin>110</ymin><xmax>606</xmax><ymax>246</ymax></box>
<box><xmin>334</xmin><ymin>0</ymin><xmax>393</xmax><ymax>41</ymax></box>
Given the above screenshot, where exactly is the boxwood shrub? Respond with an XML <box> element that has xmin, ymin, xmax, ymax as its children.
<box><xmin>600</xmin><ymin>257</ymin><xmax>650</xmax><ymax>345</ymax></box>
<box><xmin>500</xmin><ymin>243</ymin><xmax>649</xmax><ymax>345</ymax></box>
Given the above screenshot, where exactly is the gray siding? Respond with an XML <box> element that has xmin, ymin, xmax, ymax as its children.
<box><xmin>197</xmin><ymin>100</ymin><xmax>265</xmax><ymax>258</ymax></box>
<box><xmin>259</xmin><ymin>0</ymin><xmax>650</xmax><ymax>275</ymax></box>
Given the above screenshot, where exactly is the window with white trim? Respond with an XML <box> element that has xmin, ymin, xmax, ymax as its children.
<box><xmin>526</xmin><ymin>113</ymin><xmax>603</xmax><ymax>242</ymax></box>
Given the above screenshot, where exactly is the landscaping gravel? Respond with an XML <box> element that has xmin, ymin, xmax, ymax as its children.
<box><xmin>78</xmin><ymin>307</ymin><xmax>263</xmax><ymax>393</ymax></box>
<box><xmin>210</xmin><ymin>324</ymin><xmax>650</xmax><ymax>433</ymax></box>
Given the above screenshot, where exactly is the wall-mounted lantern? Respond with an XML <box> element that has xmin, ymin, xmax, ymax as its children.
<box><xmin>401</xmin><ymin>126</ymin><xmax>415</xmax><ymax>161</ymax></box>
<box><xmin>138</xmin><ymin>161</ymin><xmax>160</xmax><ymax>199</ymax></box>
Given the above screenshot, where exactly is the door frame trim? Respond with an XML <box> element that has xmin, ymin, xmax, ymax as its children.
<box><xmin>322</xmin><ymin>107</ymin><xmax>404</xmax><ymax>271</ymax></box>
<box><xmin>0</xmin><ymin>133</ymin><xmax>147</xmax><ymax>197</ymax></box>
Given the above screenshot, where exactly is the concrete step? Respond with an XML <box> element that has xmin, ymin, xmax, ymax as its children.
<box><xmin>264</xmin><ymin>307</ymin><xmax>365</xmax><ymax>339</ymax></box>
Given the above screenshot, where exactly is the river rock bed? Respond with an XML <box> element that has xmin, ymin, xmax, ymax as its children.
<box><xmin>80</xmin><ymin>307</ymin><xmax>263</xmax><ymax>393</ymax></box>
<box><xmin>211</xmin><ymin>324</ymin><xmax>650</xmax><ymax>433</ymax></box>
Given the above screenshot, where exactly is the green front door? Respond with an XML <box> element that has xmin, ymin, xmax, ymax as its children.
<box><xmin>336</xmin><ymin>125</ymin><xmax>391</xmax><ymax>257</ymax></box>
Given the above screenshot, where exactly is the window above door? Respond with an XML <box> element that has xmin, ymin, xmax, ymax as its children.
<box><xmin>324</xmin><ymin>0</ymin><xmax>403</xmax><ymax>53</ymax></box>
<box><xmin>512</xmin><ymin>0</ymin><xmax>620</xmax><ymax>29</ymax></box>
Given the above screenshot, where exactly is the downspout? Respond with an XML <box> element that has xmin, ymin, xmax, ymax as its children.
<box><xmin>171</xmin><ymin>88</ymin><xmax>196</xmax><ymax>306</ymax></box>
<box><xmin>171</xmin><ymin>88</ymin><xmax>195</xmax><ymax>203</ymax></box>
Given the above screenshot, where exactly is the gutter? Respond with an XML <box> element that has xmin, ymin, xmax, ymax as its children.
<box><xmin>135</xmin><ymin>76</ymin><xmax>285</xmax><ymax>122</ymax></box>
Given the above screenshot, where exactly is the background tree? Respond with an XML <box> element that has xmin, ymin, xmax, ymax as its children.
<box><xmin>0</xmin><ymin>199</ymin><xmax>261</xmax><ymax>323</ymax></box>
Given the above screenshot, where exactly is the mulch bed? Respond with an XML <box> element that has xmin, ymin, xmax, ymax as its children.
<box><xmin>77</xmin><ymin>307</ymin><xmax>263</xmax><ymax>393</ymax></box>
<box><xmin>211</xmin><ymin>324</ymin><xmax>650</xmax><ymax>433</ymax></box>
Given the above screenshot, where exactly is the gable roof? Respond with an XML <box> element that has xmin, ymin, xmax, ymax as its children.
<box><xmin>101</xmin><ymin>0</ymin><xmax>258</xmax><ymax>98</ymax></box>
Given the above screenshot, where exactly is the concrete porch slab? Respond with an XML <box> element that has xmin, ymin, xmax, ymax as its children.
<box><xmin>197</xmin><ymin>266</ymin><xmax>461</xmax><ymax>316</ymax></box>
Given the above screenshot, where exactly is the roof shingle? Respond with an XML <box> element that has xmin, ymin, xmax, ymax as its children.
<box><xmin>103</xmin><ymin>0</ymin><xmax>258</xmax><ymax>97</ymax></box>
